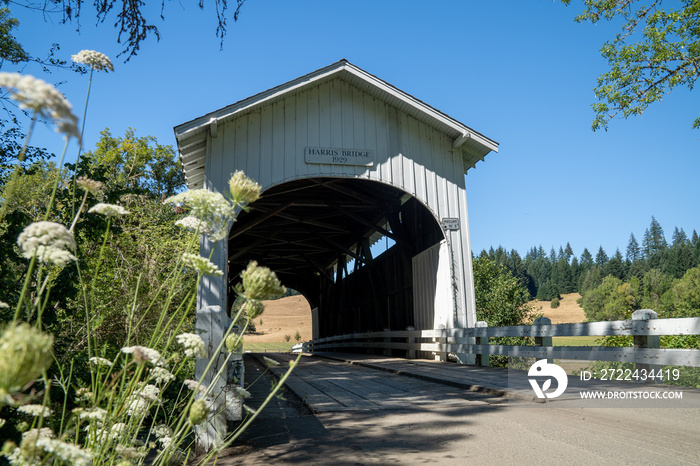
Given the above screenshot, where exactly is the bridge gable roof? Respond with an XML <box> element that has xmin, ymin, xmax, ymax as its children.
<box><xmin>175</xmin><ymin>59</ymin><xmax>498</xmax><ymax>190</ymax></box>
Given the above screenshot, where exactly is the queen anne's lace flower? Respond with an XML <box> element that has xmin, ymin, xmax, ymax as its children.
<box><xmin>0</xmin><ymin>73</ymin><xmax>79</xmax><ymax>139</ymax></box>
<box><xmin>175</xmin><ymin>215</ymin><xmax>213</xmax><ymax>234</ymax></box>
<box><xmin>78</xmin><ymin>407</ymin><xmax>107</xmax><ymax>421</ymax></box>
<box><xmin>121</xmin><ymin>345</ymin><xmax>163</xmax><ymax>365</ymax></box>
<box><xmin>164</xmin><ymin>189</ymin><xmax>233</xmax><ymax>241</ymax></box>
<box><xmin>228</xmin><ymin>170</ymin><xmax>261</xmax><ymax>205</ymax></box>
<box><xmin>0</xmin><ymin>302</ymin><xmax>9</xmax><ymax>309</ymax></box>
<box><xmin>71</xmin><ymin>50</ymin><xmax>114</xmax><ymax>72</ymax></box>
<box><xmin>17</xmin><ymin>404</ymin><xmax>52</xmax><ymax>417</ymax></box>
<box><xmin>182</xmin><ymin>253</ymin><xmax>223</xmax><ymax>277</ymax></box>
<box><xmin>88</xmin><ymin>203</ymin><xmax>130</xmax><ymax>217</ymax></box>
<box><xmin>76</xmin><ymin>176</ymin><xmax>103</xmax><ymax>194</ymax></box>
<box><xmin>0</xmin><ymin>323</ymin><xmax>53</xmax><ymax>401</ymax></box>
<box><xmin>89</xmin><ymin>356</ymin><xmax>113</xmax><ymax>367</ymax></box>
<box><xmin>135</xmin><ymin>384</ymin><xmax>160</xmax><ymax>402</ymax></box>
<box><xmin>175</xmin><ymin>333</ymin><xmax>207</xmax><ymax>358</ymax></box>
<box><xmin>148</xmin><ymin>367</ymin><xmax>175</xmax><ymax>385</ymax></box>
<box><xmin>183</xmin><ymin>379</ymin><xmax>208</xmax><ymax>395</ymax></box>
<box><xmin>232</xmin><ymin>386</ymin><xmax>251</xmax><ymax>399</ymax></box>
<box><xmin>126</xmin><ymin>396</ymin><xmax>150</xmax><ymax>417</ymax></box>
<box><xmin>17</xmin><ymin>221</ymin><xmax>77</xmax><ymax>267</ymax></box>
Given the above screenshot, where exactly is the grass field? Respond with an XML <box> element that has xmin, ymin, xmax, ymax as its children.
<box><xmin>552</xmin><ymin>335</ymin><xmax>600</xmax><ymax>346</ymax></box>
<box><xmin>243</xmin><ymin>342</ymin><xmax>295</xmax><ymax>352</ymax></box>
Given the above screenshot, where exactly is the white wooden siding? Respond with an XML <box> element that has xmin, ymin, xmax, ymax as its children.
<box><xmin>201</xmin><ymin>78</ymin><xmax>478</xmax><ymax>330</ymax></box>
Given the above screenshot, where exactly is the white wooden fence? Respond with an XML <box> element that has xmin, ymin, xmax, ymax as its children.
<box><xmin>292</xmin><ymin>310</ymin><xmax>700</xmax><ymax>368</ymax></box>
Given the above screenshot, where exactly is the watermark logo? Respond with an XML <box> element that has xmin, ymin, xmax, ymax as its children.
<box><xmin>528</xmin><ymin>359</ymin><xmax>568</xmax><ymax>399</ymax></box>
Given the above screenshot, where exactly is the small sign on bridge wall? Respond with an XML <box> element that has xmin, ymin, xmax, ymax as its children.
<box><xmin>305</xmin><ymin>147</ymin><xmax>374</xmax><ymax>166</ymax></box>
<box><xmin>442</xmin><ymin>218</ymin><xmax>460</xmax><ymax>231</ymax></box>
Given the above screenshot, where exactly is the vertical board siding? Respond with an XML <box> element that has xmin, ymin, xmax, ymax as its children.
<box><xmin>206</xmin><ymin>77</ymin><xmax>477</xmax><ymax>330</ymax></box>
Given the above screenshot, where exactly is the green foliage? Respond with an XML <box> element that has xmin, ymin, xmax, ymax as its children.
<box><xmin>294</xmin><ymin>330</ymin><xmax>301</xmax><ymax>342</ymax></box>
<box><xmin>473</xmin><ymin>256</ymin><xmax>535</xmax><ymax>367</ymax></box>
<box><xmin>550</xmin><ymin>297</ymin><xmax>560</xmax><ymax>309</ymax></box>
<box><xmin>284</xmin><ymin>334</ymin><xmax>291</xmax><ymax>342</ymax></box>
<box><xmin>563</xmin><ymin>0</ymin><xmax>700</xmax><ymax>130</ymax></box>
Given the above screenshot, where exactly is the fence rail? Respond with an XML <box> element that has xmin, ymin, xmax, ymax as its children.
<box><xmin>292</xmin><ymin>310</ymin><xmax>700</xmax><ymax>368</ymax></box>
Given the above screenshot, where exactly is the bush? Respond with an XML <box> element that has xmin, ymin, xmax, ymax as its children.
<box><xmin>550</xmin><ymin>297</ymin><xmax>560</xmax><ymax>308</ymax></box>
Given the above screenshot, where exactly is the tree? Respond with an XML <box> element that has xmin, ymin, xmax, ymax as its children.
<box><xmin>8</xmin><ymin>0</ymin><xmax>247</xmax><ymax>61</ymax></box>
<box><xmin>563</xmin><ymin>0</ymin><xmax>700</xmax><ymax>130</ymax></box>
<box><xmin>643</xmin><ymin>216</ymin><xmax>667</xmax><ymax>265</ymax></box>
<box><xmin>595</xmin><ymin>246</ymin><xmax>609</xmax><ymax>266</ymax></box>
<box><xmin>626</xmin><ymin>233</ymin><xmax>641</xmax><ymax>262</ymax></box>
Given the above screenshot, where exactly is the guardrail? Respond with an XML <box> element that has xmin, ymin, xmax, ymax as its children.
<box><xmin>292</xmin><ymin>309</ymin><xmax>700</xmax><ymax>368</ymax></box>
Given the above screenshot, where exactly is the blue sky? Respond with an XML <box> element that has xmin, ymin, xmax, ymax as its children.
<box><xmin>8</xmin><ymin>0</ymin><xmax>699</xmax><ymax>259</ymax></box>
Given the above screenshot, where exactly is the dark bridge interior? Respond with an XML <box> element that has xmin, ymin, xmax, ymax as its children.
<box><xmin>227</xmin><ymin>177</ymin><xmax>444</xmax><ymax>337</ymax></box>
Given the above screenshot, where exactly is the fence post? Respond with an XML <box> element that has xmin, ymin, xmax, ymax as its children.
<box><xmin>433</xmin><ymin>324</ymin><xmax>447</xmax><ymax>361</ymax></box>
<box><xmin>632</xmin><ymin>309</ymin><xmax>661</xmax><ymax>382</ymax></box>
<box><xmin>383</xmin><ymin>328</ymin><xmax>392</xmax><ymax>357</ymax></box>
<box><xmin>534</xmin><ymin>316</ymin><xmax>553</xmax><ymax>364</ymax></box>
<box><xmin>476</xmin><ymin>321</ymin><xmax>489</xmax><ymax>367</ymax></box>
<box><xmin>406</xmin><ymin>326</ymin><xmax>416</xmax><ymax>359</ymax></box>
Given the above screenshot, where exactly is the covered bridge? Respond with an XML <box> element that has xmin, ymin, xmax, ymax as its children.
<box><xmin>174</xmin><ymin>59</ymin><xmax>498</xmax><ymax>357</ymax></box>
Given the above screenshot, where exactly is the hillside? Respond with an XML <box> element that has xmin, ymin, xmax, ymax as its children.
<box><xmin>244</xmin><ymin>292</ymin><xmax>587</xmax><ymax>346</ymax></box>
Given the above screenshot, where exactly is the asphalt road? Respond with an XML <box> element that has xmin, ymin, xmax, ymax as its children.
<box><xmin>208</xmin><ymin>354</ymin><xmax>700</xmax><ymax>465</ymax></box>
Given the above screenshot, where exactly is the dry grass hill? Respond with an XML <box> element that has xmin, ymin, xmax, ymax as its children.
<box><xmin>245</xmin><ymin>292</ymin><xmax>587</xmax><ymax>347</ymax></box>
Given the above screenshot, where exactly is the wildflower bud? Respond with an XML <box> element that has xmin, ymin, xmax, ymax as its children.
<box><xmin>225</xmin><ymin>333</ymin><xmax>243</xmax><ymax>352</ymax></box>
<box><xmin>1</xmin><ymin>441</ymin><xmax>17</xmax><ymax>456</ymax></box>
<box><xmin>188</xmin><ymin>399</ymin><xmax>208</xmax><ymax>425</ymax></box>
<box><xmin>0</xmin><ymin>323</ymin><xmax>54</xmax><ymax>402</ymax></box>
<box><xmin>76</xmin><ymin>176</ymin><xmax>103</xmax><ymax>194</ymax></box>
<box><xmin>228</xmin><ymin>171</ymin><xmax>261</xmax><ymax>206</ymax></box>
<box><xmin>239</xmin><ymin>261</ymin><xmax>286</xmax><ymax>302</ymax></box>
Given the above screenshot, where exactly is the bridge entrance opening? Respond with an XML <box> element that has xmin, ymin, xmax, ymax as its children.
<box><xmin>228</xmin><ymin>177</ymin><xmax>444</xmax><ymax>339</ymax></box>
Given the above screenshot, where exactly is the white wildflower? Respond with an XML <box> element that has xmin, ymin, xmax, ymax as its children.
<box><xmin>121</xmin><ymin>345</ymin><xmax>163</xmax><ymax>365</ymax></box>
<box><xmin>232</xmin><ymin>386</ymin><xmax>251</xmax><ymax>399</ymax></box>
<box><xmin>88</xmin><ymin>203</ymin><xmax>130</xmax><ymax>217</ymax></box>
<box><xmin>0</xmin><ymin>301</ymin><xmax>9</xmax><ymax>309</ymax></box>
<box><xmin>153</xmin><ymin>424</ymin><xmax>173</xmax><ymax>439</ymax></box>
<box><xmin>0</xmin><ymin>72</ymin><xmax>80</xmax><ymax>139</ymax></box>
<box><xmin>243</xmin><ymin>404</ymin><xmax>257</xmax><ymax>415</ymax></box>
<box><xmin>148</xmin><ymin>367</ymin><xmax>175</xmax><ymax>385</ymax></box>
<box><xmin>175</xmin><ymin>215</ymin><xmax>212</xmax><ymax>234</ymax></box>
<box><xmin>135</xmin><ymin>384</ymin><xmax>160</xmax><ymax>402</ymax></box>
<box><xmin>16</xmin><ymin>221</ymin><xmax>77</xmax><ymax>267</ymax></box>
<box><xmin>157</xmin><ymin>436</ymin><xmax>172</xmax><ymax>449</ymax></box>
<box><xmin>76</xmin><ymin>176</ymin><xmax>103</xmax><ymax>194</ymax></box>
<box><xmin>176</xmin><ymin>332</ymin><xmax>207</xmax><ymax>358</ymax></box>
<box><xmin>263</xmin><ymin>356</ymin><xmax>280</xmax><ymax>367</ymax></box>
<box><xmin>89</xmin><ymin>356</ymin><xmax>113</xmax><ymax>367</ymax></box>
<box><xmin>32</xmin><ymin>437</ymin><xmax>92</xmax><ymax>466</ymax></box>
<box><xmin>228</xmin><ymin>170</ymin><xmax>261</xmax><ymax>205</ymax></box>
<box><xmin>164</xmin><ymin>189</ymin><xmax>233</xmax><ymax>241</ymax></box>
<box><xmin>71</xmin><ymin>50</ymin><xmax>114</xmax><ymax>72</ymax></box>
<box><xmin>75</xmin><ymin>387</ymin><xmax>92</xmax><ymax>402</ymax></box>
<box><xmin>22</xmin><ymin>427</ymin><xmax>55</xmax><ymax>441</ymax></box>
<box><xmin>183</xmin><ymin>379</ymin><xmax>208</xmax><ymax>395</ymax></box>
<box><xmin>79</xmin><ymin>407</ymin><xmax>106</xmax><ymax>421</ymax></box>
<box><xmin>125</xmin><ymin>396</ymin><xmax>150</xmax><ymax>417</ymax></box>
<box><xmin>116</xmin><ymin>444</ymin><xmax>147</xmax><ymax>460</ymax></box>
<box><xmin>17</xmin><ymin>404</ymin><xmax>52</xmax><ymax>417</ymax></box>
<box><xmin>225</xmin><ymin>333</ymin><xmax>243</xmax><ymax>352</ymax></box>
<box><xmin>0</xmin><ymin>418</ymin><xmax>5</xmax><ymax>428</ymax></box>
<box><xmin>182</xmin><ymin>253</ymin><xmax>223</xmax><ymax>277</ymax></box>
<box><xmin>109</xmin><ymin>422</ymin><xmax>127</xmax><ymax>439</ymax></box>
